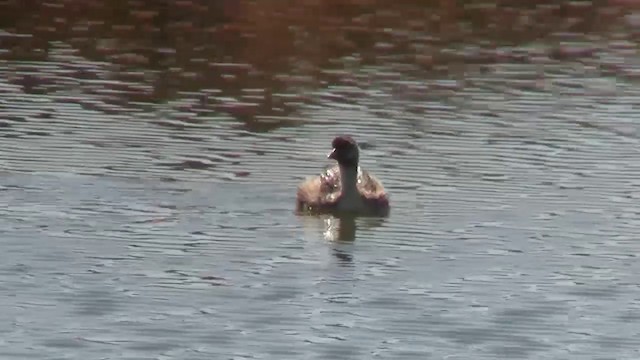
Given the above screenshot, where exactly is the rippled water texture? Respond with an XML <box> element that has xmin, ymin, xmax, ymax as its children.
<box><xmin>2</xmin><ymin>1</ymin><xmax>640</xmax><ymax>359</ymax></box>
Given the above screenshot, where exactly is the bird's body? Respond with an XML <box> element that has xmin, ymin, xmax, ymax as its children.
<box><xmin>296</xmin><ymin>136</ymin><xmax>389</xmax><ymax>216</ymax></box>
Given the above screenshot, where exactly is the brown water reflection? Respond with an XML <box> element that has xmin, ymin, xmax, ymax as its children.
<box><xmin>1</xmin><ymin>0</ymin><xmax>638</xmax><ymax>126</ymax></box>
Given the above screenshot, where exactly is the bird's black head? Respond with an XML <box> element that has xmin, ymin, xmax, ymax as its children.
<box><xmin>328</xmin><ymin>135</ymin><xmax>359</xmax><ymax>167</ymax></box>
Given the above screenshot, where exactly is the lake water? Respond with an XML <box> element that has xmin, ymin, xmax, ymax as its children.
<box><xmin>2</xmin><ymin>1</ymin><xmax>640</xmax><ymax>359</ymax></box>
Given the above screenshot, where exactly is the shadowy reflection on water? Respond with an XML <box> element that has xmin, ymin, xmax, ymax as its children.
<box><xmin>300</xmin><ymin>214</ymin><xmax>387</xmax><ymax>242</ymax></box>
<box><xmin>2</xmin><ymin>1</ymin><xmax>640</xmax><ymax>359</ymax></box>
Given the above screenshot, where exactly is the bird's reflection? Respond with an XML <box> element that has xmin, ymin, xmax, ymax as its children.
<box><xmin>323</xmin><ymin>215</ymin><xmax>357</xmax><ymax>242</ymax></box>
<box><xmin>299</xmin><ymin>214</ymin><xmax>387</xmax><ymax>265</ymax></box>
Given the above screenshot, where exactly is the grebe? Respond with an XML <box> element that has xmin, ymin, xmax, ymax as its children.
<box><xmin>296</xmin><ymin>136</ymin><xmax>389</xmax><ymax>216</ymax></box>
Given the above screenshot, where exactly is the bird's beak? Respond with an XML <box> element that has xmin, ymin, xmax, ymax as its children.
<box><xmin>327</xmin><ymin>148</ymin><xmax>337</xmax><ymax>160</ymax></box>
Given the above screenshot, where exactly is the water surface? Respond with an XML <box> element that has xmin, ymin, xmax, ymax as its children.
<box><xmin>2</xmin><ymin>1</ymin><xmax>640</xmax><ymax>359</ymax></box>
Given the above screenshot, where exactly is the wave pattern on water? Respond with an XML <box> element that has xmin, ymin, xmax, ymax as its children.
<box><xmin>2</xmin><ymin>5</ymin><xmax>640</xmax><ymax>359</ymax></box>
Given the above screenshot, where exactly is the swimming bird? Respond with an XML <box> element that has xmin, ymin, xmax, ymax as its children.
<box><xmin>296</xmin><ymin>136</ymin><xmax>389</xmax><ymax>216</ymax></box>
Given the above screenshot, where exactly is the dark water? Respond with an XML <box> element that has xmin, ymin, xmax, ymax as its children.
<box><xmin>2</xmin><ymin>1</ymin><xmax>640</xmax><ymax>359</ymax></box>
